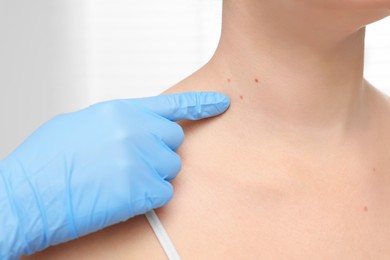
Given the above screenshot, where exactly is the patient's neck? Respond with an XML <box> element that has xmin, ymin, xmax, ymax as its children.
<box><xmin>205</xmin><ymin>1</ymin><xmax>370</xmax><ymax>139</ymax></box>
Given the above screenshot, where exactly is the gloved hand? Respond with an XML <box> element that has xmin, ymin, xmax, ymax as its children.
<box><xmin>0</xmin><ymin>91</ymin><xmax>230</xmax><ymax>259</ymax></box>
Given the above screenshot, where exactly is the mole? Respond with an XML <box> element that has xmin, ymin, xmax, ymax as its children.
<box><xmin>363</xmin><ymin>206</ymin><xmax>368</xmax><ymax>212</ymax></box>
<box><xmin>373</xmin><ymin>167</ymin><xmax>376</xmax><ymax>172</ymax></box>
<box><xmin>239</xmin><ymin>95</ymin><xmax>244</xmax><ymax>100</ymax></box>
<box><xmin>254</xmin><ymin>78</ymin><xmax>259</xmax><ymax>83</ymax></box>
<box><xmin>227</xmin><ymin>78</ymin><xmax>231</xmax><ymax>83</ymax></box>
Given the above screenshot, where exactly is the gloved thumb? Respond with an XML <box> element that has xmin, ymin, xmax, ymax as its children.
<box><xmin>129</xmin><ymin>91</ymin><xmax>231</xmax><ymax>121</ymax></box>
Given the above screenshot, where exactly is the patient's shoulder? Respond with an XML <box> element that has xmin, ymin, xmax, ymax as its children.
<box><xmin>22</xmin><ymin>214</ymin><xmax>166</xmax><ymax>259</ymax></box>
<box><xmin>162</xmin><ymin>81</ymin><xmax>199</xmax><ymax>95</ymax></box>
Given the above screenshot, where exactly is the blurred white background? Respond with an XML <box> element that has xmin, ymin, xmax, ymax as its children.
<box><xmin>0</xmin><ymin>0</ymin><xmax>389</xmax><ymax>158</ymax></box>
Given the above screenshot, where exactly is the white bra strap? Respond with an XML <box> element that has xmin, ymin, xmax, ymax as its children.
<box><xmin>145</xmin><ymin>210</ymin><xmax>181</xmax><ymax>260</ymax></box>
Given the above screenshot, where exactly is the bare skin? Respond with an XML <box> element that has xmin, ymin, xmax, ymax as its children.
<box><xmin>24</xmin><ymin>0</ymin><xmax>390</xmax><ymax>259</ymax></box>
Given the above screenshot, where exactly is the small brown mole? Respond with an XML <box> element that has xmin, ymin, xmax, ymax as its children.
<box><xmin>373</xmin><ymin>167</ymin><xmax>376</xmax><ymax>172</ymax></box>
<box><xmin>239</xmin><ymin>95</ymin><xmax>244</xmax><ymax>100</ymax></box>
<box><xmin>227</xmin><ymin>78</ymin><xmax>231</xmax><ymax>83</ymax></box>
<box><xmin>363</xmin><ymin>206</ymin><xmax>368</xmax><ymax>212</ymax></box>
<box><xmin>254</xmin><ymin>78</ymin><xmax>259</xmax><ymax>83</ymax></box>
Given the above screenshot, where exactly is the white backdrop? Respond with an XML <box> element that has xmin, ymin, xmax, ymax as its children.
<box><xmin>84</xmin><ymin>0</ymin><xmax>223</xmax><ymax>103</ymax></box>
<box><xmin>0</xmin><ymin>0</ymin><xmax>389</xmax><ymax>158</ymax></box>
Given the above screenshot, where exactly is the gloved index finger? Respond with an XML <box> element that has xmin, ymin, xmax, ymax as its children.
<box><xmin>129</xmin><ymin>91</ymin><xmax>231</xmax><ymax>121</ymax></box>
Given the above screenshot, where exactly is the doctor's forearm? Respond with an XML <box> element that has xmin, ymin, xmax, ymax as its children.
<box><xmin>0</xmin><ymin>160</ymin><xmax>25</xmax><ymax>260</ymax></box>
<box><xmin>0</xmin><ymin>157</ymin><xmax>83</xmax><ymax>259</ymax></box>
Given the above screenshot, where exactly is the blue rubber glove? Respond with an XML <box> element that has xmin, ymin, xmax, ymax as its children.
<box><xmin>0</xmin><ymin>91</ymin><xmax>230</xmax><ymax>259</ymax></box>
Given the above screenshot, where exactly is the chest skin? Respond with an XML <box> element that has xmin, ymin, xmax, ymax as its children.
<box><xmin>153</xmin><ymin>112</ymin><xmax>390</xmax><ymax>260</ymax></box>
